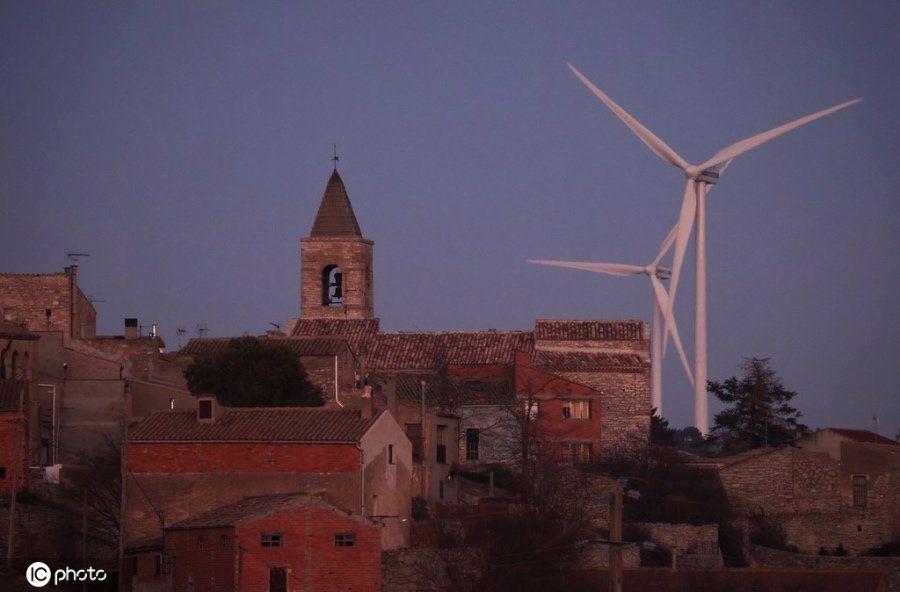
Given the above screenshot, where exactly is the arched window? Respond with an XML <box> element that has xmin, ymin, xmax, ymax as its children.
<box><xmin>322</xmin><ymin>265</ymin><xmax>343</xmax><ymax>307</ymax></box>
<box><xmin>0</xmin><ymin>350</ymin><xmax>6</xmax><ymax>380</ymax></box>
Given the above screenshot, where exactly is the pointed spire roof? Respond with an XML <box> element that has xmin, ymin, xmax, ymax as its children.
<box><xmin>310</xmin><ymin>170</ymin><xmax>362</xmax><ymax>237</ymax></box>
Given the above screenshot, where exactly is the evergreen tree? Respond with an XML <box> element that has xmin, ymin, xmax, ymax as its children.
<box><xmin>709</xmin><ymin>357</ymin><xmax>807</xmax><ymax>452</ymax></box>
<box><xmin>184</xmin><ymin>336</ymin><xmax>324</xmax><ymax>407</ymax></box>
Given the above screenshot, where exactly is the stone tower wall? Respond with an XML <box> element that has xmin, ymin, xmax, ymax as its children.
<box><xmin>300</xmin><ymin>236</ymin><xmax>374</xmax><ymax>319</ymax></box>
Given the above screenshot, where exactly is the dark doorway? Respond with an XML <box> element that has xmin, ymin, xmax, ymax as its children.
<box><xmin>269</xmin><ymin>567</ymin><xmax>287</xmax><ymax>592</ymax></box>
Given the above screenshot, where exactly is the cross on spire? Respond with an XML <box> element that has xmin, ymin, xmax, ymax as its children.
<box><xmin>332</xmin><ymin>144</ymin><xmax>339</xmax><ymax>171</ymax></box>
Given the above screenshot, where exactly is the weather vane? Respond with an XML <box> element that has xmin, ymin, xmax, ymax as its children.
<box><xmin>332</xmin><ymin>144</ymin><xmax>339</xmax><ymax>171</ymax></box>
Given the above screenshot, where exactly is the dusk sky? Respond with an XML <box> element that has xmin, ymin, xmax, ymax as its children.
<box><xmin>1</xmin><ymin>2</ymin><xmax>897</xmax><ymax>433</ymax></box>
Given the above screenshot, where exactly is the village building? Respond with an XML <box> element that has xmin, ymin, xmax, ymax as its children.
<box><xmin>124</xmin><ymin>493</ymin><xmax>381</xmax><ymax>592</ymax></box>
<box><xmin>0</xmin><ymin>320</ymin><xmax>37</xmax><ymax>493</ymax></box>
<box><xmin>121</xmin><ymin>400</ymin><xmax>412</xmax><ymax>587</ymax></box>
<box><xmin>705</xmin><ymin>429</ymin><xmax>899</xmax><ymax>555</ymax></box>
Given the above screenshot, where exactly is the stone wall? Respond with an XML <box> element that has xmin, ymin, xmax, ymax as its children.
<box><xmin>300</xmin><ymin>236</ymin><xmax>374</xmax><ymax>319</ymax></box>
<box><xmin>635</xmin><ymin>522</ymin><xmax>723</xmax><ymax>568</ymax></box>
<box><xmin>381</xmin><ymin>548</ymin><xmax>481</xmax><ymax>592</ymax></box>
<box><xmin>0</xmin><ymin>269</ymin><xmax>96</xmax><ymax>339</ymax></box>
<box><xmin>752</xmin><ymin>544</ymin><xmax>900</xmax><ymax>591</ymax></box>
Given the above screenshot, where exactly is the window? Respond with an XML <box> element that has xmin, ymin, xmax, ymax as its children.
<box><xmin>525</xmin><ymin>400</ymin><xmax>539</xmax><ymax>421</ymax></box>
<box><xmin>563</xmin><ymin>400</ymin><xmax>590</xmax><ymax>420</ymax></box>
<box><xmin>196</xmin><ymin>536</ymin><xmax>204</xmax><ymax>550</ymax></box>
<box><xmin>406</xmin><ymin>424</ymin><xmax>423</xmax><ymax>462</ymax></box>
<box><xmin>198</xmin><ymin>399</ymin><xmax>213</xmax><ymax>420</ymax></box>
<box><xmin>388</xmin><ymin>444</ymin><xmax>394</xmax><ymax>464</ymax></box>
<box><xmin>465</xmin><ymin>428</ymin><xmax>480</xmax><ymax>461</ymax></box>
<box><xmin>261</xmin><ymin>532</ymin><xmax>283</xmax><ymax>547</ymax></box>
<box><xmin>436</xmin><ymin>425</ymin><xmax>447</xmax><ymax>464</ymax></box>
<box><xmin>852</xmin><ymin>475</ymin><xmax>867</xmax><ymax>508</ymax></box>
<box><xmin>130</xmin><ymin>556</ymin><xmax>138</xmax><ymax>576</ymax></box>
<box><xmin>335</xmin><ymin>532</ymin><xmax>356</xmax><ymax>547</ymax></box>
<box><xmin>322</xmin><ymin>265</ymin><xmax>343</xmax><ymax>307</ymax></box>
<box><xmin>220</xmin><ymin>534</ymin><xmax>229</xmax><ymax>548</ymax></box>
<box><xmin>154</xmin><ymin>554</ymin><xmax>161</xmax><ymax>576</ymax></box>
<box><xmin>0</xmin><ymin>467</ymin><xmax>6</xmax><ymax>479</ymax></box>
<box><xmin>564</xmin><ymin>442</ymin><xmax>593</xmax><ymax>464</ymax></box>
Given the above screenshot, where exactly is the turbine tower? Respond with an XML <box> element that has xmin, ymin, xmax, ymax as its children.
<box><xmin>568</xmin><ymin>64</ymin><xmax>859</xmax><ymax>434</ymax></box>
<box><xmin>529</xmin><ymin>225</ymin><xmax>693</xmax><ymax>417</ymax></box>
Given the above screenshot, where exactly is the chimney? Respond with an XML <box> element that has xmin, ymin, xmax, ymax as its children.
<box><xmin>124</xmin><ymin>318</ymin><xmax>139</xmax><ymax>340</ymax></box>
<box><xmin>384</xmin><ymin>375</ymin><xmax>398</xmax><ymax>418</ymax></box>
<box><xmin>361</xmin><ymin>385</ymin><xmax>373</xmax><ymax>420</ymax></box>
<box><xmin>357</xmin><ymin>345</ymin><xmax>368</xmax><ymax>388</ymax></box>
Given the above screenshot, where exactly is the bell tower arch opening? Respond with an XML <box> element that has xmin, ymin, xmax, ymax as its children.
<box><xmin>322</xmin><ymin>265</ymin><xmax>343</xmax><ymax>307</ymax></box>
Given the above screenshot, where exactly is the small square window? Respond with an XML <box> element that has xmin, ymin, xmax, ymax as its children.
<box><xmin>261</xmin><ymin>533</ymin><xmax>282</xmax><ymax>547</ymax></box>
<box><xmin>0</xmin><ymin>467</ymin><xmax>6</xmax><ymax>479</ymax></box>
<box><xmin>221</xmin><ymin>534</ymin><xmax>229</xmax><ymax>548</ymax></box>
<box><xmin>198</xmin><ymin>399</ymin><xmax>213</xmax><ymax>420</ymax></box>
<box><xmin>388</xmin><ymin>444</ymin><xmax>394</xmax><ymax>465</ymax></box>
<box><xmin>852</xmin><ymin>475</ymin><xmax>867</xmax><ymax>508</ymax></box>
<box><xmin>563</xmin><ymin>400</ymin><xmax>590</xmax><ymax>420</ymax></box>
<box><xmin>335</xmin><ymin>532</ymin><xmax>356</xmax><ymax>547</ymax></box>
<box><xmin>196</xmin><ymin>536</ymin><xmax>204</xmax><ymax>550</ymax></box>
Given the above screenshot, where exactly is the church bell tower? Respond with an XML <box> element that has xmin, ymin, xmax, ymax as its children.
<box><xmin>300</xmin><ymin>170</ymin><xmax>374</xmax><ymax>319</ymax></box>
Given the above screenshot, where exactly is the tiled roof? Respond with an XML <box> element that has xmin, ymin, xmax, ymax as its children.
<box><xmin>128</xmin><ymin>408</ymin><xmax>379</xmax><ymax>442</ymax></box>
<box><xmin>369</xmin><ymin>331</ymin><xmax>533</xmax><ymax>370</ymax></box>
<box><xmin>825</xmin><ymin>428</ymin><xmax>898</xmax><ymax>446</ymax></box>
<box><xmin>388</xmin><ymin>374</ymin><xmax>515</xmax><ymax>406</ymax></box>
<box><xmin>310</xmin><ymin>170</ymin><xmax>362</xmax><ymax>237</ymax></box>
<box><xmin>532</xmin><ymin>350</ymin><xmax>647</xmax><ymax>372</ymax></box>
<box><xmin>0</xmin><ymin>380</ymin><xmax>27</xmax><ymax>411</ymax></box>
<box><xmin>180</xmin><ymin>336</ymin><xmax>349</xmax><ymax>357</ymax></box>
<box><xmin>534</xmin><ymin>320</ymin><xmax>645</xmax><ymax>341</ymax></box>
<box><xmin>290</xmin><ymin>318</ymin><xmax>380</xmax><ymax>353</ymax></box>
<box><xmin>167</xmin><ymin>494</ymin><xmax>327</xmax><ymax>529</ymax></box>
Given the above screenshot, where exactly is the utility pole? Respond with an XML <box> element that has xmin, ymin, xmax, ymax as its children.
<box><xmin>82</xmin><ymin>487</ymin><xmax>88</xmax><ymax>592</ymax></box>
<box><xmin>420</xmin><ymin>380</ymin><xmax>428</xmax><ymax>499</ymax></box>
<box><xmin>6</xmin><ymin>384</ymin><xmax>24</xmax><ymax>569</ymax></box>
<box><xmin>609</xmin><ymin>490</ymin><xmax>623</xmax><ymax>592</ymax></box>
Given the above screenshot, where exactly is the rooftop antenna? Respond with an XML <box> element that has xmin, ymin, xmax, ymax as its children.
<box><xmin>269</xmin><ymin>322</ymin><xmax>281</xmax><ymax>332</ymax></box>
<box><xmin>872</xmin><ymin>413</ymin><xmax>879</xmax><ymax>435</ymax></box>
<box><xmin>67</xmin><ymin>252</ymin><xmax>90</xmax><ymax>266</ymax></box>
<box><xmin>195</xmin><ymin>322</ymin><xmax>208</xmax><ymax>338</ymax></box>
<box><xmin>88</xmin><ymin>295</ymin><xmax>105</xmax><ymax>305</ymax></box>
<box><xmin>176</xmin><ymin>326</ymin><xmax>187</xmax><ymax>350</ymax></box>
<box><xmin>332</xmin><ymin>144</ymin><xmax>339</xmax><ymax>171</ymax></box>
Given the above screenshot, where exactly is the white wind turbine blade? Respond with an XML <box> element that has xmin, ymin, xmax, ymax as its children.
<box><xmin>697</xmin><ymin>98</ymin><xmax>861</xmax><ymax>171</ymax></box>
<box><xmin>568</xmin><ymin>64</ymin><xmax>690</xmax><ymax>171</ymax></box>
<box><xmin>528</xmin><ymin>260</ymin><xmax>644</xmax><ymax>277</ymax></box>
<box><xmin>652</xmin><ymin>224</ymin><xmax>678</xmax><ymax>268</ymax></box>
<box><xmin>662</xmin><ymin>180</ymin><xmax>696</xmax><ymax>354</ymax></box>
<box><xmin>650</xmin><ymin>275</ymin><xmax>694</xmax><ymax>386</ymax></box>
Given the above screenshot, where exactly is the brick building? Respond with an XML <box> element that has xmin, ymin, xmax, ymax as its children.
<box><xmin>122</xmin><ymin>402</ymin><xmax>412</xmax><ymax>572</ymax></box>
<box><xmin>124</xmin><ymin>494</ymin><xmax>381</xmax><ymax>592</ymax></box>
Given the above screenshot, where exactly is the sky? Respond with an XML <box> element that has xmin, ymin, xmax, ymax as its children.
<box><xmin>1</xmin><ymin>2</ymin><xmax>898</xmax><ymax>433</ymax></box>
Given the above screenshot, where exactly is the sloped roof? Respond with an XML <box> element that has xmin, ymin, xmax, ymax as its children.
<box><xmin>180</xmin><ymin>336</ymin><xmax>349</xmax><ymax>358</ymax></box>
<box><xmin>532</xmin><ymin>350</ymin><xmax>647</xmax><ymax>372</ymax></box>
<box><xmin>388</xmin><ymin>374</ymin><xmax>515</xmax><ymax>406</ymax></box>
<box><xmin>825</xmin><ymin>428</ymin><xmax>898</xmax><ymax>446</ymax></box>
<box><xmin>290</xmin><ymin>318</ymin><xmax>380</xmax><ymax>354</ymax></box>
<box><xmin>128</xmin><ymin>408</ymin><xmax>379</xmax><ymax>442</ymax></box>
<box><xmin>369</xmin><ymin>331</ymin><xmax>533</xmax><ymax>370</ymax></box>
<box><xmin>167</xmin><ymin>494</ymin><xmax>330</xmax><ymax>529</ymax></box>
<box><xmin>534</xmin><ymin>320</ymin><xmax>645</xmax><ymax>341</ymax></box>
<box><xmin>0</xmin><ymin>380</ymin><xmax>27</xmax><ymax>411</ymax></box>
<box><xmin>310</xmin><ymin>170</ymin><xmax>362</xmax><ymax>237</ymax></box>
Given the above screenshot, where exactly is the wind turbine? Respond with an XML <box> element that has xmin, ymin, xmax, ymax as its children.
<box><xmin>568</xmin><ymin>63</ymin><xmax>860</xmax><ymax>434</ymax></box>
<box><xmin>529</xmin><ymin>224</ymin><xmax>693</xmax><ymax>417</ymax></box>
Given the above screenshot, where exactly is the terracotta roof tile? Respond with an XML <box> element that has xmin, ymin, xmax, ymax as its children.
<box><xmin>532</xmin><ymin>350</ymin><xmax>647</xmax><ymax>372</ymax></box>
<box><xmin>167</xmin><ymin>494</ymin><xmax>330</xmax><ymax>529</ymax></box>
<box><xmin>534</xmin><ymin>320</ymin><xmax>645</xmax><ymax>341</ymax></box>
<box><xmin>181</xmin><ymin>336</ymin><xmax>350</xmax><ymax>357</ymax></box>
<box><xmin>387</xmin><ymin>374</ymin><xmax>515</xmax><ymax>406</ymax></box>
<box><xmin>310</xmin><ymin>170</ymin><xmax>362</xmax><ymax>237</ymax></box>
<box><xmin>369</xmin><ymin>331</ymin><xmax>533</xmax><ymax>370</ymax></box>
<box><xmin>128</xmin><ymin>408</ymin><xmax>379</xmax><ymax>442</ymax></box>
<box><xmin>290</xmin><ymin>318</ymin><xmax>380</xmax><ymax>354</ymax></box>
<box><xmin>825</xmin><ymin>428</ymin><xmax>898</xmax><ymax>446</ymax></box>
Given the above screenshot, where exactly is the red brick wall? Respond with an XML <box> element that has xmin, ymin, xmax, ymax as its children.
<box><xmin>236</xmin><ymin>505</ymin><xmax>381</xmax><ymax>592</ymax></box>
<box><xmin>126</xmin><ymin>442</ymin><xmax>359</xmax><ymax>474</ymax></box>
<box><xmin>168</xmin><ymin>527</ymin><xmax>236</xmax><ymax>592</ymax></box>
<box><xmin>0</xmin><ymin>411</ymin><xmax>27</xmax><ymax>493</ymax></box>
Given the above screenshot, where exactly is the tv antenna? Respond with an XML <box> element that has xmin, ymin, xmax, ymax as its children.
<box><xmin>176</xmin><ymin>326</ymin><xmax>187</xmax><ymax>350</ymax></box>
<box><xmin>195</xmin><ymin>322</ymin><xmax>208</xmax><ymax>338</ymax></box>
<box><xmin>67</xmin><ymin>252</ymin><xmax>90</xmax><ymax>266</ymax></box>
